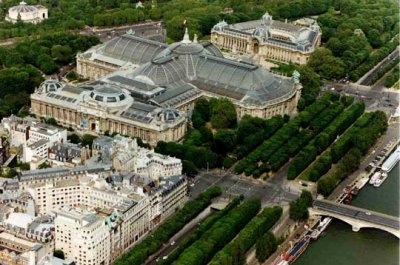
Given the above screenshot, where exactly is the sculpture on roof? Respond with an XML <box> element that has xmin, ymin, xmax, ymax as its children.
<box><xmin>292</xmin><ymin>70</ymin><xmax>301</xmax><ymax>82</ymax></box>
<box><xmin>181</xmin><ymin>27</ymin><xmax>191</xmax><ymax>44</ymax></box>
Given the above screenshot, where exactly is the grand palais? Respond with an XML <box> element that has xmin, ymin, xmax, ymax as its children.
<box><xmin>31</xmin><ymin>26</ymin><xmax>302</xmax><ymax>145</ymax></box>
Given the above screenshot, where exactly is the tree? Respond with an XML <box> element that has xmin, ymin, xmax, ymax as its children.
<box><xmin>54</xmin><ymin>249</ymin><xmax>65</xmax><ymax>259</ymax></box>
<box><xmin>299</xmin><ymin>190</ymin><xmax>313</xmax><ymax>207</ymax></box>
<box><xmin>231</xmin><ymin>242</ymin><xmax>246</xmax><ymax>265</ymax></box>
<box><xmin>81</xmin><ymin>134</ymin><xmax>97</xmax><ymax>147</ymax></box>
<box><xmin>68</xmin><ymin>133</ymin><xmax>81</xmax><ymax>144</ymax></box>
<box><xmin>38</xmin><ymin>162</ymin><xmax>51</xmax><ymax>169</ymax></box>
<box><xmin>212</xmin><ymin>129</ymin><xmax>237</xmax><ymax>154</ymax></box>
<box><xmin>256</xmin><ymin>232</ymin><xmax>277</xmax><ymax>263</ymax></box>
<box><xmin>51</xmin><ymin>45</ymin><xmax>73</xmax><ymax>63</ymax></box>
<box><xmin>289</xmin><ymin>198</ymin><xmax>309</xmax><ymax>221</ymax></box>
<box><xmin>19</xmin><ymin>162</ymin><xmax>30</xmax><ymax>171</ymax></box>
<box><xmin>182</xmin><ymin>160</ymin><xmax>198</xmax><ymax>176</ymax></box>
<box><xmin>194</xmin><ymin>98</ymin><xmax>210</xmax><ymax>122</ymax></box>
<box><xmin>210</xmin><ymin>98</ymin><xmax>237</xmax><ymax>129</ymax></box>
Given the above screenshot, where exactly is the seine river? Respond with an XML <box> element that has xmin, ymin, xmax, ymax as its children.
<box><xmin>295</xmin><ymin>162</ymin><xmax>399</xmax><ymax>265</ymax></box>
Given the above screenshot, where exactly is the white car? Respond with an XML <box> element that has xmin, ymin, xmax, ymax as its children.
<box><xmin>163</xmin><ymin>256</ymin><xmax>168</xmax><ymax>260</ymax></box>
<box><xmin>170</xmin><ymin>241</ymin><xmax>176</xmax><ymax>246</ymax></box>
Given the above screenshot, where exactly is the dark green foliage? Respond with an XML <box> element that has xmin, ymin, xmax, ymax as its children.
<box><xmin>209</xmin><ymin>98</ymin><xmax>237</xmax><ymax>129</ymax></box>
<box><xmin>317</xmin><ymin>111</ymin><xmax>388</xmax><ymax>196</ymax></box>
<box><xmin>68</xmin><ymin>133</ymin><xmax>81</xmax><ymax>144</ymax></box>
<box><xmin>45</xmin><ymin>117</ymin><xmax>58</xmax><ymax>126</ymax></box>
<box><xmin>369</xmin><ymin>57</ymin><xmax>399</xmax><ymax>85</ymax></box>
<box><xmin>194</xmin><ymin>98</ymin><xmax>210</xmax><ymax>122</ymax></box>
<box><xmin>212</xmin><ymin>129</ymin><xmax>237</xmax><ymax>154</ymax></box>
<box><xmin>311</xmin><ymin>1</ymin><xmax>398</xmax><ymax>81</ymax></box>
<box><xmin>182</xmin><ymin>160</ymin><xmax>198</xmax><ymax>176</ymax></box>
<box><xmin>38</xmin><ymin>162</ymin><xmax>51</xmax><ymax>169</ymax></box>
<box><xmin>53</xmin><ymin>249</ymin><xmax>65</xmax><ymax>260</ymax></box>
<box><xmin>289</xmin><ymin>190</ymin><xmax>313</xmax><ymax>221</ymax></box>
<box><xmin>210</xmin><ymin>206</ymin><xmax>282</xmax><ymax>265</ymax></box>
<box><xmin>19</xmin><ymin>163</ymin><xmax>30</xmax><ymax>171</ymax></box>
<box><xmin>231</xmin><ymin>242</ymin><xmax>246</xmax><ymax>265</ymax></box>
<box><xmin>384</xmin><ymin>67</ymin><xmax>399</xmax><ymax>88</ymax></box>
<box><xmin>0</xmin><ymin>33</ymin><xmax>99</xmax><ymax>118</ymax></box>
<box><xmin>158</xmin><ymin>197</ymin><xmax>243</xmax><ymax>265</ymax></box>
<box><xmin>172</xmin><ymin>199</ymin><xmax>261</xmax><ymax>265</ymax></box>
<box><xmin>114</xmin><ymin>186</ymin><xmax>221</xmax><ymax>265</ymax></box>
<box><xmin>287</xmin><ymin>101</ymin><xmax>365</xmax><ymax>180</ymax></box>
<box><xmin>80</xmin><ymin>134</ymin><xmax>97</xmax><ymax>147</ymax></box>
<box><xmin>256</xmin><ymin>232</ymin><xmax>277</xmax><ymax>263</ymax></box>
<box><xmin>222</xmin><ymin>157</ymin><xmax>236</xmax><ymax>169</ymax></box>
<box><xmin>235</xmin><ymin>95</ymin><xmax>331</xmax><ymax>175</ymax></box>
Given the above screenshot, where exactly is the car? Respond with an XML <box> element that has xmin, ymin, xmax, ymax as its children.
<box><xmin>170</xmin><ymin>241</ymin><xmax>175</xmax><ymax>246</ymax></box>
<box><xmin>365</xmin><ymin>212</ymin><xmax>371</xmax><ymax>215</ymax></box>
<box><xmin>163</xmin><ymin>256</ymin><xmax>168</xmax><ymax>260</ymax></box>
<box><xmin>190</xmin><ymin>183</ymin><xmax>195</xmax><ymax>187</ymax></box>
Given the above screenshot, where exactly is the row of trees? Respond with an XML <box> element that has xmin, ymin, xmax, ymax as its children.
<box><xmin>369</xmin><ymin>57</ymin><xmax>399</xmax><ymax>85</ymax></box>
<box><xmin>209</xmin><ymin>206</ymin><xmax>282</xmax><ymax>265</ymax></box>
<box><xmin>114</xmin><ymin>185</ymin><xmax>221</xmax><ymax>265</ymax></box>
<box><xmin>288</xmin><ymin>100</ymin><xmax>365</xmax><ymax>180</ymax></box>
<box><xmin>266</xmin><ymin>101</ymin><xmax>345</xmax><ymax>172</ymax></box>
<box><xmin>172</xmin><ymin>198</ymin><xmax>261</xmax><ymax>265</ymax></box>
<box><xmin>384</xmin><ymin>67</ymin><xmax>400</xmax><ymax>88</ymax></box>
<box><xmin>158</xmin><ymin>196</ymin><xmax>244</xmax><ymax>265</ymax></box>
<box><xmin>157</xmin><ymin>98</ymin><xmax>287</xmax><ymax>175</ymax></box>
<box><xmin>234</xmin><ymin>92</ymin><xmax>338</xmax><ymax>177</ymax></box>
<box><xmin>317</xmin><ymin>111</ymin><xmax>388</xmax><ymax>196</ymax></box>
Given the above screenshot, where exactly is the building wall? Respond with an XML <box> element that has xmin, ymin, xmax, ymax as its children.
<box><xmin>55</xmin><ymin>215</ymin><xmax>111</xmax><ymax>265</ymax></box>
<box><xmin>30</xmin><ymin>99</ymin><xmax>187</xmax><ymax>146</ymax></box>
<box><xmin>76</xmin><ymin>57</ymin><xmax>118</xmax><ymax>80</ymax></box>
<box><xmin>211</xmin><ymin>31</ymin><xmax>320</xmax><ymax>65</ymax></box>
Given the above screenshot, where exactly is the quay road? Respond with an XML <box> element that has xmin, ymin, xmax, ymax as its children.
<box><xmin>356</xmin><ymin>45</ymin><xmax>399</xmax><ymax>86</ymax></box>
<box><xmin>313</xmin><ymin>200</ymin><xmax>400</xmax><ymax>230</ymax></box>
<box><xmin>329</xmin><ymin>122</ymin><xmax>399</xmax><ymax>200</ymax></box>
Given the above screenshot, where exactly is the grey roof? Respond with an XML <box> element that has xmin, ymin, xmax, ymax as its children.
<box><xmin>100</xmin><ymin>34</ymin><xmax>167</xmax><ymax>65</ymax></box>
<box><xmin>130</xmin><ymin>41</ymin><xmax>296</xmax><ymax>105</ymax></box>
<box><xmin>9</xmin><ymin>3</ymin><xmax>40</xmax><ymax>13</ymax></box>
<box><xmin>108</xmin><ymin>75</ymin><xmax>157</xmax><ymax>91</ymax></box>
<box><xmin>121</xmin><ymin>102</ymin><xmax>157</xmax><ymax>123</ymax></box>
<box><xmin>151</xmin><ymin>83</ymin><xmax>201</xmax><ymax>107</ymax></box>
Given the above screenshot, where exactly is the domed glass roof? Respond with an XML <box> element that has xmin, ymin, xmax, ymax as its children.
<box><xmin>89</xmin><ymin>85</ymin><xmax>129</xmax><ymax>103</ymax></box>
<box><xmin>10</xmin><ymin>2</ymin><xmax>38</xmax><ymax>13</ymax></box>
<box><xmin>39</xmin><ymin>80</ymin><xmax>63</xmax><ymax>92</ymax></box>
<box><xmin>158</xmin><ymin>109</ymin><xmax>180</xmax><ymax>122</ymax></box>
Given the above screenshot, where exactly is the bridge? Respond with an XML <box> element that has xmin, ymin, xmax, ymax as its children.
<box><xmin>309</xmin><ymin>200</ymin><xmax>400</xmax><ymax>238</ymax></box>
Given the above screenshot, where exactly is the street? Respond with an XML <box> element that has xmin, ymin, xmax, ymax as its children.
<box><xmin>189</xmin><ymin>166</ymin><xmax>300</xmax><ymax>207</ymax></box>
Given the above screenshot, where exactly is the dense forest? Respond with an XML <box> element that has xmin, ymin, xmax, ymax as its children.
<box><xmin>0</xmin><ymin>33</ymin><xmax>99</xmax><ymax>118</ymax></box>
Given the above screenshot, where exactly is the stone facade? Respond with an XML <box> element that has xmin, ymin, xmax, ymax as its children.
<box><xmin>211</xmin><ymin>12</ymin><xmax>321</xmax><ymax>65</ymax></box>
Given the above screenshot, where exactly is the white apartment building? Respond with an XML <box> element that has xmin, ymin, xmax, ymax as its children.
<box><xmin>28</xmin><ymin>123</ymin><xmax>67</xmax><ymax>145</ymax></box>
<box><xmin>92</xmin><ymin>135</ymin><xmax>182</xmax><ymax>179</ymax></box>
<box><xmin>23</xmin><ymin>139</ymin><xmax>50</xmax><ymax>163</ymax></box>
<box><xmin>54</xmin><ymin>209</ymin><xmax>110</xmax><ymax>265</ymax></box>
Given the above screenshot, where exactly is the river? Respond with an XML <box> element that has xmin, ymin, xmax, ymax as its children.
<box><xmin>295</xmin><ymin>162</ymin><xmax>399</xmax><ymax>265</ymax></box>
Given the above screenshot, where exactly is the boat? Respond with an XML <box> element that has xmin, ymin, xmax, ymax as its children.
<box><xmin>374</xmin><ymin>172</ymin><xmax>388</xmax><ymax>187</ymax></box>
<box><xmin>369</xmin><ymin>172</ymin><xmax>381</xmax><ymax>185</ymax></box>
<box><xmin>351</xmin><ymin>176</ymin><xmax>369</xmax><ymax>195</ymax></box>
<box><xmin>310</xmin><ymin>217</ymin><xmax>332</xmax><ymax>240</ymax></box>
<box><xmin>285</xmin><ymin>235</ymin><xmax>311</xmax><ymax>263</ymax></box>
<box><xmin>381</xmin><ymin>146</ymin><xmax>400</xmax><ymax>173</ymax></box>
